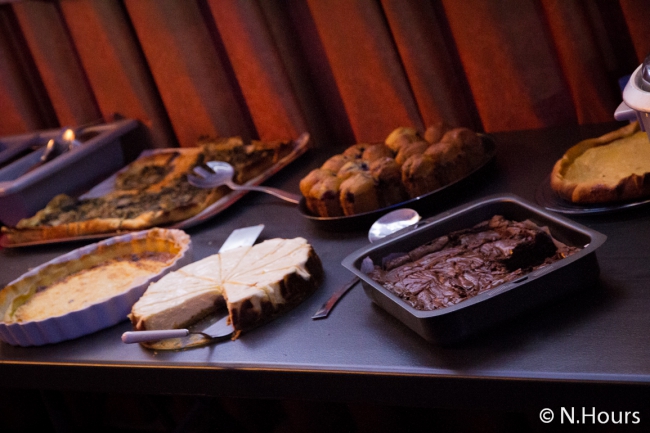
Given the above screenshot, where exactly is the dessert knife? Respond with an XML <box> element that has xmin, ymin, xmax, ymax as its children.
<box><xmin>311</xmin><ymin>276</ymin><xmax>359</xmax><ymax>320</ymax></box>
<box><xmin>121</xmin><ymin>224</ymin><xmax>264</xmax><ymax>344</ymax></box>
<box><xmin>312</xmin><ymin>208</ymin><xmax>421</xmax><ymax>319</ymax></box>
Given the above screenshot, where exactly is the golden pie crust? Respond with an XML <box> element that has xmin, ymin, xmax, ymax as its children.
<box><xmin>550</xmin><ymin>122</ymin><xmax>650</xmax><ymax>204</ymax></box>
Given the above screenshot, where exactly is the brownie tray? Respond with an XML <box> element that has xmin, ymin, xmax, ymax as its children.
<box><xmin>341</xmin><ymin>194</ymin><xmax>606</xmax><ymax>344</ymax></box>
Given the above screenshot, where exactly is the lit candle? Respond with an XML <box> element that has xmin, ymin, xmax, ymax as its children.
<box><xmin>62</xmin><ymin>128</ymin><xmax>82</xmax><ymax>149</ymax></box>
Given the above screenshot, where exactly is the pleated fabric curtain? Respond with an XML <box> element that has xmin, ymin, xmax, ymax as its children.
<box><xmin>0</xmin><ymin>0</ymin><xmax>648</xmax><ymax>150</ymax></box>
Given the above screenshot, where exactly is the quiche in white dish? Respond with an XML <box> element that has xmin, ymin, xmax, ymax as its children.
<box><xmin>0</xmin><ymin>228</ymin><xmax>191</xmax><ymax>346</ymax></box>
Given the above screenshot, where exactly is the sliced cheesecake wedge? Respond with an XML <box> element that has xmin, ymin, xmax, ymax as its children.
<box><xmin>129</xmin><ymin>237</ymin><xmax>323</xmax><ymax>338</ymax></box>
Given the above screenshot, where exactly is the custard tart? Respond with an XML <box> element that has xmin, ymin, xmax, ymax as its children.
<box><xmin>551</xmin><ymin>122</ymin><xmax>650</xmax><ymax>204</ymax></box>
<box><xmin>0</xmin><ymin>228</ymin><xmax>191</xmax><ymax>346</ymax></box>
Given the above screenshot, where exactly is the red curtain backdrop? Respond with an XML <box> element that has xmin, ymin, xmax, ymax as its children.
<box><xmin>0</xmin><ymin>0</ymin><xmax>647</xmax><ymax>149</ymax></box>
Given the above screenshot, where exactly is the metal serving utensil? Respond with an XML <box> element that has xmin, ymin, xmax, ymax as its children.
<box><xmin>187</xmin><ymin>161</ymin><xmax>301</xmax><ymax>204</ymax></box>
<box><xmin>312</xmin><ymin>208</ymin><xmax>421</xmax><ymax>319</ymax></box>
<box><xmin>122</xmin><ymin>314</ymin><xmax>233</xmax><ymax>344</ymax></box>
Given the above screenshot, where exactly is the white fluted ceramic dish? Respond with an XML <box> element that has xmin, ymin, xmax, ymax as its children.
<box><xmin>0</xmin><ymin>228</ymin><xmax>192</xmax><ymax>346</ymax></box>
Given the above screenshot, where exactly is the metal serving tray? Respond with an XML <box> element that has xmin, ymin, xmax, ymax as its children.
<box><xmin>342</xmin><ymin>194</ymin><xmax>606</xmax><ymax>344</ymax></box>
<box><xmin>0</xmin><ymin>119</ymin><xmax>137</xmax><ymax>226</ymax></box>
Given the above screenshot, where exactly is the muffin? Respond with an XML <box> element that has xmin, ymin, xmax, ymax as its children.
<box><xmin>339</xmin><ymin>172</ymin><xmax>380</xmax><ymax>216</ymax></box>
<box><xmin>370</xmin><ymin>157</ymin><xmax>408</xmax><ymax>206</ymax></box>
<box><xmin>343</xmin><ymin>143</ymin><xmax>372</xmax><ymax>159</ymax></box>
<box><xmin>362</xmin><ymin>143</ymin><xmax>394</xmax><ymax>162</ymax></box>
<box><xmin>307</xmin><ymin>174</ymin><xmax>344</xmax><ymax>217</ymax></box>
<box><xmin>424</xmin><ymin>121</ymin><xmax>451</xmax><ymax>144</ymax></box>
<box><xmin>401</xmin><ymin>154</ymin><xmax>442</xmax><ymax>198</ymax></box>
<box><xmin>300</xmin><ymin>168</ymin><xmax>333</xmax><ymax>197</ymax></box>
<box><xmin>321</xmin><ymin>154</ymin><xmax>353</xmax><ymax>172</ymax></box>
<box><xmin>337</xmin><ymin>160</ymin><xmax>370</xmax><ymax>181</ymax></box>
<box><xmin>425</xmin><ymin>139</ymin><xmax>470</xmax><ymax>184</ymax></box>
<box><xmin>385</xmin><ymin>127</ymin><xmax>421</xmax><ymax>153</ymax></box>
<box><xmin>441</xmin><ymin>128</ymin><xmax>485</xmax><ymax>170</ymax></box>
<box><xmin>395</xmin><ymin>140</ymin><xmax>430</xmax><ymax>166</ymax></box>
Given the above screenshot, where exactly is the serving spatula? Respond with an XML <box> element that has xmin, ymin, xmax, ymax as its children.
<box><xmin>121</xmin><ymin>314</ymin><xmax>233</xmax><ymax>344</ymax></box>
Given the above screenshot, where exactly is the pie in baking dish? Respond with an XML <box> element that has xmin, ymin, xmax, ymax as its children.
<box><xmin>550</xmin><ymin>121</ymin><xmax>650</xmax><ymax>204</ymax></box>
<box><xmin>8</xmin><ymin>256</ymin><xmax>174</xmax><ymax>323</ymax></box>
<box><xmin>0</xmin><ymin>228</ymin><xmax>190</xmax><ymax>339</ymax></box>
<box><xmin>129</xmin><ymin>237</ymin><xmax>323</xmax><ymax>340</ymax></box>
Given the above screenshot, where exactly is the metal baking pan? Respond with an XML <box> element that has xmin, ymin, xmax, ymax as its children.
<box><xmin>342</xmin><ymin>194</ymin><xmax>606</xmax><ymax>344</ymax></box>
<box><xmin>0</xmin><ymin>119</ymin><xmax>137</xmax><ymax>226</ymax></box>
<box><xmin>298</xmin><ymin>134</ymin><xmax>496</xmax><ymax>231</ymax></box>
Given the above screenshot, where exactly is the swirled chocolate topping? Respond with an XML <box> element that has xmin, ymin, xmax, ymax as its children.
<box><xmin>368</xmin><ymin>215</ymin><xmax>580</xmax><ymax>311</ymax></box>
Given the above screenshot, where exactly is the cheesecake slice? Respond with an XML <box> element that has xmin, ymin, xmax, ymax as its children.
<box><xmin>129</xmin><ymin>237</ymin><xmax>323</xmax><ymax>335</ymax></box>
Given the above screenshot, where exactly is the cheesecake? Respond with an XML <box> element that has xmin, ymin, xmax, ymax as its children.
<box><xmin>129</xmin><ymin>237</ymin><xmax>323</xmax><ymax>336</ymax></box>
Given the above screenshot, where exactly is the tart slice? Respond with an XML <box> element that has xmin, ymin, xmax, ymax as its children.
<box><xmin>550</xmin><ymin>122</ymin><xmax>650</xmax><ymax>203</ymax></box>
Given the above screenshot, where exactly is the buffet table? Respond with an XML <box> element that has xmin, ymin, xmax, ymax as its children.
<box><xmin>1</xmin><ymin>123</ymin><xmax>649</xmax><ymax>417</ymax></box>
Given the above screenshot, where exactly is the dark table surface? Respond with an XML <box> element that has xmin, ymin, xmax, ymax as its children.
<box><xmin>1</xmin><ymin>122</ymin><xmax>649</xmax><ymax>414</ymax></box>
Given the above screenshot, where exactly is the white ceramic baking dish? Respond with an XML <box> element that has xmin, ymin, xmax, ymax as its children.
<box><xmin>0</xmin><ymin>228</ymin><xmax>191</xmax><ymax>346</ymax></box>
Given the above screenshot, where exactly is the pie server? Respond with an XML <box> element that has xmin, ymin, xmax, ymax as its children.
<box><xmin>216</xmin><ymin>224</ymin><xmax>264</xmax><ymax>253</ymax></box>
<box><xmin>121</xmin><ymin>314</ymin><xmax>233</xmax><ymax>344</ymax></box>
<box><xmin>121</xmin><ymin>224</ymin><xmax>264</xmax><ymax>344</ymax></box>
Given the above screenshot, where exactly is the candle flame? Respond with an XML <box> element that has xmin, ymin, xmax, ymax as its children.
<box><xmin>62</xmin><ymin>128</ymin><xmax>75</xmax><ymax>142</ymax></box>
